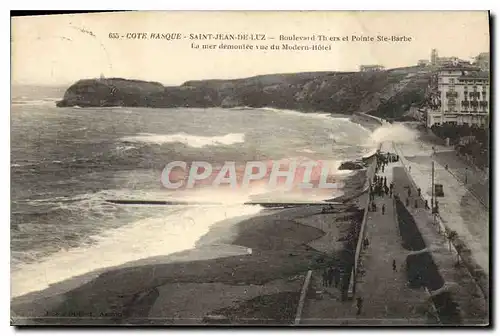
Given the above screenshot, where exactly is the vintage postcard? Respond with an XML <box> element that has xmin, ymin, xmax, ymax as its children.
<box><xmin>10</xmin><ymin>11</ymin><xmax>490</xmax><ymax>326</ymax></box>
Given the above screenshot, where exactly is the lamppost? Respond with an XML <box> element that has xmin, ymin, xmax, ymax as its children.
<box><xmin>431</xmin><ymin>161</ymin><xmax>435</xmax><ymax>210</ymax></box>
<box><xmin>465</xmin><ymin>167</ymin><xmax>468</xmax><ymax>184</ymax></box>
<box><xmin>431</xmin><ymin>160</ymin><xmax>441</xmax><ymax>233</ymax></box>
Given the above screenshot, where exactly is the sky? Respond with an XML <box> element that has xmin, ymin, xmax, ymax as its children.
<box><xmin>11</xmin><ymin>11</ymin><xmax>490</xmax><ymax>86</ymax></box>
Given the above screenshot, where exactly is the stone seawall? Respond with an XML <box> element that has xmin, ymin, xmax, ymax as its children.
<box><xmin>348</xmin><ymin>142</ymin><xmax>382</xmax><ymax>298</ymax></box>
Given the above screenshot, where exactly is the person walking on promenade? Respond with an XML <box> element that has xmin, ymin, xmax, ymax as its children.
<box><xmin>409</xmin><ymin>165</ymin><xmax>411</xmax><ymax>172</ymax></box>
<box><xmin>384</xmin><ymin>185</ymin><xmax>389</xmax><ymax>196</ymax></box>
<box><xmin>414</xmin><ymin>199</ymin><xmax>419</xmax><ymax>208</ymax></box>
<box><xmin>327</xmin><ymin>267</ymin><xmax>334</xmax><ymax>287</ymax></box>
<box><xmin>334</xmin><ymin>268</ymin><xmax>341</xmax><ymax>288</ymax></box>
<box><xmin>382</xmin><ymin>204</ymin><xmax>386</xmax><ymax>215</ymax></box>
<box><xmin>417</xmin><ymin>188</ymin><xmax>421</xmax><ymax>197</ymax></box>
<box><xmin>383</xmin><ymin>176</ymin><xmax>387</xmax><ymax>187</ymax></box>
<box><xmin>392</xmin><ymin>259</ymin><xmax>397</xmax><ymax>272</ymax></box>
<box><xmin>322</xmin><ymin>268</ymin><xmax>328</xmax><ymax>287</ymax></box>
<box><xmin>356</xmin><ymin>297</ymin><xmax>363</xmax><ymax>316</ymax></box>
<box><xmin>425</xmin><ymin>199</ymin><xmax>430</xmax><ymax>210</ymax></box>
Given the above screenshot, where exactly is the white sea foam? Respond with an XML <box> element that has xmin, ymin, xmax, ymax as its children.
<box><xmin>298</xmin><ymin>148</ymin><xmax>316</xmax><ymax>154</ymax></box>
<box><xmin>11</xmin><ymin>98</ymin><xmax>60</xmax><ymax>106</ymax></box>
<box><xmin>368</xmin><ymin>123</ymin><xmax>418</xmax><ymax>145</ymax></box>
<box><xmin>121</xmin><ymin>132</ymin><xmax>245</xmax><ymax>148</ymax></box>
<box><xmin>257</xmin><ymin>107</ymin><xmax>332</xmax><ymax>120</ymax></box>
<box><xmin>114</xmin><ymin>145</ymin><xmax>137</xmax><ymax>154</ymax></box>
<box><xmin>11</xmin><ymin>201</ymin><xmax>262</xmax><ymax>298</ymax></box>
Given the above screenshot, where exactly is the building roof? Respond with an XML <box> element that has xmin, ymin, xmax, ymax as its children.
<box><xmin>438</xmin><ymin>64</ymin><xmax>480</xmax><ymax>71</ymax></box>
<box><xmin>459</xmin><ymin>71</ymin><xmax>490</xmax><ymax>80</ymax></box>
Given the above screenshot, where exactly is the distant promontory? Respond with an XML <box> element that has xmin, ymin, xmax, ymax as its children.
<box><xmin>57</xmin><ymin>67</ymin><xmax>430</xmax><ymax>119</ymax></box>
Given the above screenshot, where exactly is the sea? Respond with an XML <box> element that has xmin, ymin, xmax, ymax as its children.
<box><xmin>11</xmin><ymin>85</ymin><xmax>380</xmax><ymax>298</ymax></box>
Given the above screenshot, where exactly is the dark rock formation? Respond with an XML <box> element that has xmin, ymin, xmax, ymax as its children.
<box><xmin>338</xmin><ymin>160</ymin><xmax>366</xmax><ymax>170</ymax></box>
<box><xmin>57</xmin><ymin>68</ymin><xmax>431</xmax><ymax>118</ymax></box>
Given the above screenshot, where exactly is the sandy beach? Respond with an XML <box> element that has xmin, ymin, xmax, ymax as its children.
<box><xmin>11</xmin><ymin>167</ymin><xmax>368</xmax><ymax>325</ymax></box>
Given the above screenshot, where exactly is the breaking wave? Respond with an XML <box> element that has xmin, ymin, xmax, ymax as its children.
<box><xmin>11</xmin><ymin>197</ymin><xmax>262</xmax><ymax>298</ymax></box>
<box><xmin>11</xmin><ymin>98</ymin><xmax>60</xmax><ymax>106</ymax></box>
<box><xmin>121</xmin><ymin>132</ymin><xmax>245</xmax><ymax>148</ymax></box>
<box><xmin>257</xmin><ymin>107</ymin><xmax>332</xmax><ymax>120</ymax></box>
<box><xmin>369</xmin><ymin>123</ymin><xmax>419</xmax><ymax>144</ymax></box>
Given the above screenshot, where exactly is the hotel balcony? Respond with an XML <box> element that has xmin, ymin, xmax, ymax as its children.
<box><xmin>445</xmin><ymin>91</ymin><xmax>458</xmax><ymax>98</ymax></box>
<box><xmin>469</xmin><ymin>92</ymin><xmax>481</xmax><ymax>98</ymax></box>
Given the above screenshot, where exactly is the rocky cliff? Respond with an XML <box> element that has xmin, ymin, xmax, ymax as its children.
<box><xmin>57</xmin><ymin>67</ymin><xmax>430</xmax><ymax>117</ymax></box>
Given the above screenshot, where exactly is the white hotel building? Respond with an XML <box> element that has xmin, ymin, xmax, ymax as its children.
<box><xmin>426</xmin><ymin>64</ymin><xmax>490</xmax><ymax>128</ymax></box>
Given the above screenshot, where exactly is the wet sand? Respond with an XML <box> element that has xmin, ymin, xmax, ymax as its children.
<box><xmin>11</xmin><ymin>168</ymin><xmax>369</xmax><ymax>325</ymax></box>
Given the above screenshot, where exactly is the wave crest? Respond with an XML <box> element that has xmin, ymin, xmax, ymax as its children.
<box><xmin>369</xmin><ymin>123</ymin><xmax>418</xmax><ymax>144</ymax></box>
<box><xmin>121</xmin><ymin>132</ymin><xmax>245</xmax><ymax>148</ymax></box>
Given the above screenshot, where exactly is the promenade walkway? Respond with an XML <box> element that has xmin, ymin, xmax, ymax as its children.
<box><xmin>354</xmin><ymin>142</ymin><xmax>430</xmax><ymax>324</ymax></box>
<box><xmin>299</xmin><ymin>142</ymin><xmax>433</xmax><ymax>325</ymax></box>
<box><xmin>298</xmin><ymin>128</ymin><xmax>487</xmax><ymax>325</ymax></box>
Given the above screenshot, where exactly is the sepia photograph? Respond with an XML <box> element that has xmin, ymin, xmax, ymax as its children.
<box><xmin>10</xmin><ymin>10</ymin><xmax>490</xmax><ymax>326</ymax></box>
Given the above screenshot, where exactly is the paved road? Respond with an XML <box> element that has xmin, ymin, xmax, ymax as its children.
<box><xmin>400</xmin><ymin>122</ymin><xmax>489</xmax><ymax>208</ymax></box>
<box><xmin>432</xmin><ymin>151</ymin><xmax>488</xmax><ymax>207</ymax></box>
<box><xmin>394</xmin><ymin>140</ymin><xmax>489</xmax><ymax>276</ymax></box>
<box><xmin>391</xmin><ymin>161</ymin><xmax>488</xmax><ymax>324</ymax></box>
